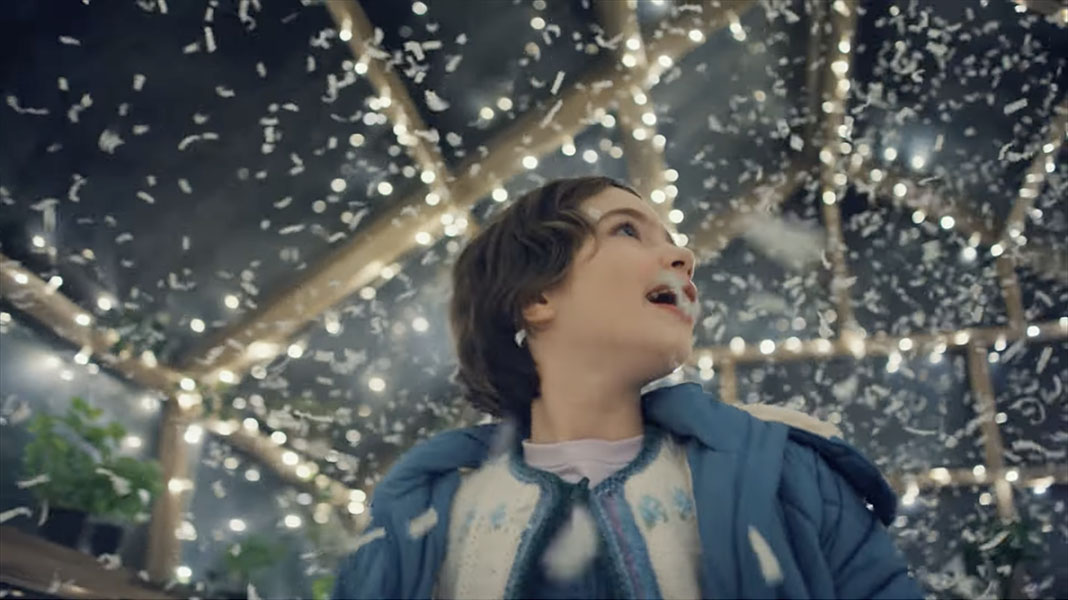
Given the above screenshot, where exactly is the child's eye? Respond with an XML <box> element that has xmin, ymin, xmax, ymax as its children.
<box><xmin>613</xmin><ymin>221</ymin><xmax>641</xmax><ymax>239</ymax></box>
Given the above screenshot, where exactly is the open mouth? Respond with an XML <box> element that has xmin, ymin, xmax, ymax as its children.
<box><xmin>645</xmin><ymin>285</ymin><xmax>696</xmax><ymax>324</ymax></box>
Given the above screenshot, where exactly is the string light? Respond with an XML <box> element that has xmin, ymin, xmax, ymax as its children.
<box><xmin>282</xmin><ymin>451</ymin><xmax>299</xmax><ymax>466</ymax></box>
<box><xmin>180</xmin><ymin>377</ymin><xmax>196</xmax><ymax>391</ymax></box>
<box><xmin>522</xmin><ymin>155</ymin><xmax>538</xmax><ymax>170</ymax></box>
<box><xmin>377</xmin><ymin>181</ymin><xmax>393</xmax><ymax>196</ymax></box>
<box><xmin>412</xmin><ymin>1</ymin><xmax>427</xmax><ymax>15</ymax></box>
<box><xmin>190</xmin><ymin>318</ymin><xmax>205</xmax><ymax>333</ymax></box>
<box><xmin>271</xmin><ymin>431</ymin><xmax>287</xmax><ymax>445</ymax></box>
<box><xmin>184</xmin><ymin>425</ymin><xmax>203</xmax><ymax>444</ymax></box>
<box><xmin>245</xmin><ymin>468</ymin><xmax>260</xmax><ymax>482</ymax></box>
<box><xmin>74</xmin><ymin>314</ymin><xmax>91</xmax><ymax>326</ymax></box>
<box><xmin>369</xmin><ymin>376</ymin><xmax>386</xmax><ymax>392</ymax></box>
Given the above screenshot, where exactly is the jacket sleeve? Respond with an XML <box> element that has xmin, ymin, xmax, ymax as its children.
<box><xmin>813</xmin><ymin>454</ymin><xmax>924</xmax><ymax>599</ymax></box>
<box><xmin>331</xmin><ymin>510</ymin><xmax>400</xmax><ymax>600</ymax></box>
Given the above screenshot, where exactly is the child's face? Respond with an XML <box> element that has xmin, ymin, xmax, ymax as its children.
<box><xmin>528</xmin><ymin>186</ymin><xmax>700</xmax><ymax>384</ymax></box>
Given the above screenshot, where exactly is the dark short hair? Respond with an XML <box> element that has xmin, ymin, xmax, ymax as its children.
<box><xmin>448</xmin><ymin>176</ymin><xmax>639</xmax><ymax>420</ymax></box>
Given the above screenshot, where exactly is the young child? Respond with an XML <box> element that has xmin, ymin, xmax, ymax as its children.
<box><xmin>332</xmin><ymin>176</ymin><xmax>922</xmax><ymax>599</ymax></box>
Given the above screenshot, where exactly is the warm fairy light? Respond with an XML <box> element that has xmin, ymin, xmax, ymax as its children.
<box><xmin>271</xmin><ymin>431</ymin><xmax>287</xmax><ymax>445</ymax></box>
<box><xmin>884</xmin><ymin>147</ymin><xmax>898</xmax><ymax>161</ymax></box>
<box><xmin>180</xmin><ymin>377</ymin><xmax>196</xmax><ymax>391</ymax></box>
<box><xmin>224</xmin><ymin>294</ymin><xmax>240</xmax><ymax>309</ymax></box>
<box><xmin>929</xmin><ymin>467</ymin><xmax>951</xmax><ymax>485</ymax></box>
<box><xmin>412</xmin><ymin>1</ymin><xmax>427</xmax><ymax>15</ymax></box>
<box><xmin>479</xmin><ymin>106</ymin><xmax>494</xmax><ymax>120</ymax></box>
<box><xmin>940</xmin><ymin>216</ymin><xmax>955</xmax><ymax>230</ymax></box>
<box><xmin>243</xmin><ymin>417</ymin><xmax>259</xmax><ymax>431</ymax></box>
<box><xmin>650</xmin><ymin>189</ymin><xmax>666</xmax><ymax>204</ymax></box>
<box><xmin>190</xmin><ymin>318</ymin><xmax>205</xmax><ymax>333</ymax></box>
<box><xmin>377</xmin><ymin>181</ymin><xmax>393</xmax><ymax>196</ymax></box>
<box><xmin>282</xmin><ymin>451</ymin><xmax>299</xmax><ymax>466</ymax></box>
<box><xmin>972</xmin><ymin>465</ymin><xmax>986</xmax><ymax>480</ymax></box>
<box><xmin>412</xmin><ymin>317</ymin><xmax>429</xmax><ymax>332</ymax></box>
<box><xmin>822</xmin><ymin>191</ymin><xmax>837</xmax><ymax>205</ymax></box>
<box><xmin>74</xmin><ymin>313</ymin><xmax>91</xmax><ymax>326</ymax></box>
<box><xmin>688</xmin><ymin>29</ymin><xmax>704</xmax><ymax>42</ymax></box>
<box><xmin>561</xmin><ymin>141</ymin><xmax>576</xmax><ymax>156</ymax></box>
<box><xmin>32</xmin><ymin>235</ymin><xmax>46</xmax><ymax>248</ymax></box>
<box><xmin>668</xmin><ymin>209</ymin><xmax>684</xmax><ymax>224</ymax></box>
<box><xmin>331</xmin><ymin>178</ymin><xmax>347</xmax><ymax>193</ymax></box>
<box><xmin>893</xmin><ymin>183</ymin><xmax>907</xmax><ymax>197</ymax></box>
<box><xmin>359</xmin><ymin>286</ymin><xmax>376</xmax><ymax>300</ymax></box>
<box><xmin>522</xmin><ymin>155</ymin><xmax>538</xmax><ymax>170</ymax></box>
<box><xmin>415</xmin><ymin>231</ymin><xmax>432</xmax><ymax>245</ymax></box>
<box><xmin>496</xmin><ymin>97</ymin><xmax>513</xmax><ymax>111</ymax></box>
<box><xmin>420</xmin><ymin>170</ymin><xmax>436</xmax><ymax>184</ymax></box>
<box><xmin>369</xmin><ymin>376</ymin><xmax>386</xmax><ymax>392</ymax></box>
<box><xmin>759</xmin><ymin>340</ymin><xmax>775</xmax><ymax>355</ymax></box>
<box><xmin>1005</xmin><ymin>469</ymin><xmax>1019</xmax><ymax>483</ymax></box>
<box><xmin>530</xmin><ymin>16</ymin><xmax>546</xmax><ymax>30</ymax></box>
<box><xmin>184</xmin><ymin>424</ymin><xmax>203</xmax><ymax>444</ymax></box>
<box><xmin>730</xmin><ymin>337</ymin><xmax>746</xmax><ymax>354</ymax></box>
<box><xmin>284</xmin><ymin>514</ymin><xmax>302</xmax><ymax>528</ymax></box>
<box><xmin>287</xmin><ymin>343</ymin><xmax>304</xmax><ymax>359</ymax></box>
<box><xmin>492</xmin><ymin>187</ymin><xmax>508</xmax><ymax>202</ymax></box>
<box><xmin>229</xmin><ymin>518</ymin><xmax>247</xmax><ymax>532</ymax></box>
<box><xmin>582</xmin><ymin>149</ymin><xmax>598</xmax><ymax>164</ymax></box>
<box><xmin>995</xmin><ymin>412</ymin><xmax>1007</xmax><ymax>424</ymax></box>
<box><xmin>245</xmin><ymin>468</ymin><xmax>260</xmax><ymax>482</ymax></box>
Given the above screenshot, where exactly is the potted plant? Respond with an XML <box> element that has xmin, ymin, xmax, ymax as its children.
<box><xmin>207</xmin><ymin>534</ymin><xmax>285</xmax><ymax>599</ymax></box>
<box><xmin>21</xmin><ymin>397</ymin><xmax>163</xmax><ymax>554</ymax></box>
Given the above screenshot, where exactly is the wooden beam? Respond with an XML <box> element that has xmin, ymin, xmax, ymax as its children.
<box><xmin>176</xmin><ymin>1</ymin><xmax>755</xmax><ymax>381</ymax></box>
<box><xmin>966</xmin><ymin>342</ymin><xmax>1016</xmax><ymax>519</ymax></box>
<box><xmin>886</xmin><ymin>464</ymin><xmax>1068</xmax><ymax>494</ymax></box>
<box><xmin>816</xmin><ymin>0</ymin><xmax>860</xmax><ymax>333</ymax></box>
<box><xmin>592</xmin><ymin>0</ymin><xmax>671</xmax><ymax>216</ymax></box>
<box><xmin>145</xmin><ymin>398</ymin><xmax>189</xmax><ymax>582</ymax></box>
<box><xmin>716</xmin><ymin>359</ymin><xmax>739</xmax><ymax>405</ymax></box>
<box><xmin>690</xmin><ymin>318</ymin><xmax>1068</xmax><ymax>366</ymax></box>
<box><xmin>325</xmin><ymin>1</ymin><xmax>452</xmax><ymax>189</ymax></box>
<box><xmin>997</xmin><ymin>103</ymin><xmax>1066</xmax><ymax>248</ymax></box>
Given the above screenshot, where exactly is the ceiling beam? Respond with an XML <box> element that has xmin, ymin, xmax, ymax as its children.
<box><xmin>325</xmin><ymin>1</ymin><xmax>453</xmax><ymax>189</ymax></box>
<box><xmin>176</xmin><ymin>0</ymin><xmax>757</xmax><ymax>382</ymax></box>
<box><xmin>690</xmin><ymin>318</ymin><xmax>1068</xmax><ymax>365</ymax></box>
<box><xmin>815</xmin><ymin>0</ymin><xmax>860</xmax><ymax>334</ymax></box>
<box><xmin>996</xmin><ymin>103</ymin><xmax>1066</xmax><ymax>249</ymax></box>
<box><xmin>592</xmin><ymin>0</ymin><xmax>672</xmax><ymax>218</ymax></box>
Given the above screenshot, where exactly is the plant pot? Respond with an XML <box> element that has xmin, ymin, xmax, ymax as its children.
<box><xmin>89</xmin><ymin>522</ymin><xmax>124</xmax><ymax>556</ymax></box>
<box><xmin>39</xmin><ymin>507</ymin><xmax>88</xmax><ymax>549</ymax></box>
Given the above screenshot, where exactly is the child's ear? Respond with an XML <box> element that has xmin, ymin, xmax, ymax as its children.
<box><xmin>521</xmin><ymin>293</ymin><xmax>555</xmax><ymax>329</ymax></box>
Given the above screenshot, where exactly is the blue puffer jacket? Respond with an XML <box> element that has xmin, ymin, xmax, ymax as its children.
<box><xmin>333</xmin><ymin>382</ymin><xmax>924</xmax><ymax>599</ymax></box>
